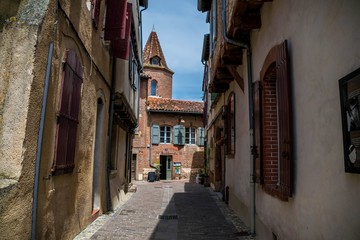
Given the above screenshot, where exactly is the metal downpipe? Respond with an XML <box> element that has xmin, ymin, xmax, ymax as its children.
<box><xmin>221</xmin><ymin>0</ymin><xmax>255</xmax><ymax>235</ymax></box>
<box><xmin>31</xmin><ymin>41</ymin><xmax>54</xmax><ymax>240</ymax></box>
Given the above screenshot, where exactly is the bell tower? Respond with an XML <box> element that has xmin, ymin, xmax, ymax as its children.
<box><xmin>143</xmin><ymin>30</ymin><xmax>174</xmax><ymax>99</ymax></box>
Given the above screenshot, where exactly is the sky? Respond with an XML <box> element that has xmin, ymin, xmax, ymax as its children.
<box><xmin>142</xmin><ymin>0</ymin><xmax>208</xmax><ymax>101</ymax></box>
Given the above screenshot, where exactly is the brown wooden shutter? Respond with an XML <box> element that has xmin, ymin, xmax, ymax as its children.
<box><xmin>253</xmin><ymin>81</ymin><xmax>262</xmax><ymax>183</ymax></box>
<box><xmin>113</xmin><ymin>2</ymin><xmax>132</xmax><ymax>59</ymax></box>
<box><xmin>92</xmin><ymin>0</ymin><xmax>101</xmax><ymax>29</ymax></box>
<box><xmin>53</xmin><ymin>50</ymin><xmax>83</xmax><ymax>174</ymax></box>
<box><xmin>104</xmin><ymin>0</ymin><xmax>127</xmax><ymax>41</ymax></box>
<box><xmin>276</xmin><ymin>40</ymin><xmax>292</xmax><ymax>198</ymax></box>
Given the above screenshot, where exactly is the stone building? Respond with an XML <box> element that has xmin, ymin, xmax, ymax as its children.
<box><xmin>132</xmin><ymin>31</ymin><xmax>205</xmax><ymax>181</ymax></box>
<box><xmin>0</xmin><ymin>0</ymin><xmax>147</xmax><ymax>239</ymax></box>
<box><xmin>198</xmin><ymin>0</ymin><xmax>360</xmax><ymax>239</ymax></box>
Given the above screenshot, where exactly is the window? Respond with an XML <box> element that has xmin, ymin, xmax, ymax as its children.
<box><xmin>227</xmin><ymin>93</ymin><xmax>235</xmax><ymax>156</ymax></box>
<box><xmin>151</xmin><ymin>80</ymin><xmax>157</xmax><ymax>96</ymax></box>
<box><xmin>52</xmin><ymin>50</ymin><xmax>83</xmax><ymax>174</ymax></box>
<box><xmin>160</xmin><ymin>126</ymin><xmax>172</xmax><ymax>144</ymax></box>
<box><xmin>185</xmin><ymin>127</ymin><xmax>196</xmax><ymax>144</ymax></box>
<box><xmin>151</xmin><ymin>56</ymin><xmax>160</xmax><ymax>65</ymax></box>
<box><xmin>254</xmin><ymin>40</ymin><xmax>292</xmax><ymax>201</ymax></box>
<box><xmin>198</xmin><ymin>127</ymin><xmax>205</xmax><ymax>146</ymax></box>
<box><xmin>174</xmin><ymin>125</ymin><xmax>185</xmax><ymax>145</ymax></box>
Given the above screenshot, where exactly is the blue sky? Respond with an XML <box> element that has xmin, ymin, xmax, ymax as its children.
<box><xmin>142</xmin><ymin>1</ymin><xmax>208</xmax><ymax>101</ymax></box>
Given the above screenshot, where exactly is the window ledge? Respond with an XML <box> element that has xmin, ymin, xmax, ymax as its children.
<box><xmin>263</xmin><ymin>184</ymin><xmax>289</xmax><ymax>202</ymax></box>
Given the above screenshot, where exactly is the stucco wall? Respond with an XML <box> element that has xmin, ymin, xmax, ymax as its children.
<box><xmin>227</xmin><ymin>0</ymin><xmax>360</xmax><ymax>239</ymax></box>
<box><xmin>0</xmin><ymin>0</ymin><xmax>53</xmax><ymax>239</ymax></box>
<box><xmin>34</xmin><ymin>2</ymin><xmax>111</xmax><ymax>239</ymax></box>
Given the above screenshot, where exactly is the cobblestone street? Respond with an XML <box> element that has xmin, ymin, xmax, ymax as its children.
<box><xmin>75</xmin><ymin>180</ymin><xmax>254</xmax><ymax>240</ymax></box>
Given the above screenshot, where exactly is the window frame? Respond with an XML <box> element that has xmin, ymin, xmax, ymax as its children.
<box><xmin>151</xmin><ymin>80</ymin><xmax>157</xmax><ymax>96</ymax></box>
<box><xmin>160</xmin><ymin>126</ymin><xmax>172</xmax><ymax>144</ymax></box>
<box><xmin>185</xmin><ymin>127</ymin><xmax>196</xmax><ymax>145</ymax></box>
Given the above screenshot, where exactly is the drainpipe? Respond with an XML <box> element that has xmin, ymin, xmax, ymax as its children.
<box><xmin>221</xmin><ymin>0</ymin><xmax>255</xmax><ymax>236</ymax></box>
<box><xmin>31</xmin><ymin>0</ymin><xmax>59</xmax><ymax>237</ymax></box>
<box><xmin>148</xmin><ymin>111</ymin><xmax>157</xmax><ymax>169</ymax></box>
<box><xmin>31</xmin><ymin>41</ymin><xmax>54</xmax><ymax>240</ymax></box>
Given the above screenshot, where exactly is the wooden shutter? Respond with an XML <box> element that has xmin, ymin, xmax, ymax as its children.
<box><xmin>277</xmin><ymin>40</ymin><xmax>292</xmax><ymax>198</ymax></box>
<box><xmin>152</xmin><ymin>125</ymin><xmax>159</xmax><ymax>144</ymax></box>
<box><xmin>91</xmin><ymin>0</ymin><xmax>101</xmax><ymax>29</ymax></box>
<box><xmin>113</xmin><ymin>3</ymin><xmax>132</xmax><ymax>59</ymax></box>
<box><xmin>174</xmin><ymin>125</ymin><xmax>185</xmax><ymax>145</ymax></box>
<box><xmin>198</xmin><ymin>127</ymin><xmax>205</xmax><ymax>146</ymax></box>
<box><xmin>104</xmin><ymin>0</ymin><xmax>127</xmax><ymax>56</ymax></box>
<box><xmin>253</xmin><ymin>81</ymin><xmax>262</xmax><ymax>183</ymax></box>
<box><xmin>53</xmin><ymin>50</ymin><xmax>83</xmax><ymax>174</ymax></box>
<box><xmin>173</xmin><ymin>125</ymin><xmax>180</xmax><ymax>145</ymax></box>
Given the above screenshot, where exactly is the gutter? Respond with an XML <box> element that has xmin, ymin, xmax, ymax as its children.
<box><xmin>221</xmin><ymin>0</ymin><xmax>255</xmax><ymax>236</ymax></box>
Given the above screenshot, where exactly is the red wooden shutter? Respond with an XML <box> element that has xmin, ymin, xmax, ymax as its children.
<box><xmin>113</xmin><ymin>2</ymin><xmax>132</xmax><ymax>59</ymax></box>
<box><xmin>253</xmin><ymin>81</ymin><xmax>262</xmax><ymax>183</ymax></box>
<box><xmin>92</xmin><ymin>0</ymin><xmax>101</xmax><ymax>29</ymax></box>
<box><xmin>104</xmin><ymin>0</ymin><xmax>127</xmax><ymax>41</ymax></box>
<box><xmin>53</xmin><ymin>50</ymin><xmax>83</xmax><ymax>174</ymax></box>
<box><xmin>277</xmin><ymin>40</ymin><xmax>292</xmax><ymax>198</ymax></box>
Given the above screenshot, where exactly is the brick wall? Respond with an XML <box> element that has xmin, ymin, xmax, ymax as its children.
<box><xmin>133</xmin><ymin>110</ymin><xmax>204</xmax><ymax>180</ymax></box>
<box><xmin>144</xmin><ymin>66</ymin><xmax>173</xmax><ymax>99</ymax></box>
<box><xmin>262</xmin><ymin>73</ymin><xmax>278</xmax><ymax>186</ymax></box>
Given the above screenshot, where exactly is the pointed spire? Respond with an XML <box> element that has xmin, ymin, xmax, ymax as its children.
<box><xmin>152</xmin><ymin>24</ymin><xmax>155</xmax><ymax>32</ymax></box>
<box><xmin>143</xmin><ymin>30</ymin><xmax>169</xmax><ymax>69</ymax></box>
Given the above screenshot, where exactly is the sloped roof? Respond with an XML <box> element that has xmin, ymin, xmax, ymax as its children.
<box><xmin>147</xmin><ymin>97</ymin><xmax>204</xmax><ymax>114</ymax></box>
<box><xmin>143</xmin><ymin>31</ymin><xmax>169</xmax><ymax>69</ymax></box>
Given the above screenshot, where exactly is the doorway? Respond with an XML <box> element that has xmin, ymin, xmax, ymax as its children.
<box><xmin>160</xmin><ymin>155</ymin><xmax>172</xmax><ymax>180</ymax></box>
<box><xmin>93</xmin><ymin>97</ymin><xmax>105</xmax><ymax>214</ymax></box>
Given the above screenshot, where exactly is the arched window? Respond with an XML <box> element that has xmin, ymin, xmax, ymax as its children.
<box><xmin>254</xmin><ymin>40</ymin><xmax>293</xmax><ymax>201</ymax></box>
<box><xmin>151</xmin><ymin>80</ymin><xmax>157</xmax><ymax>96</ymax></box>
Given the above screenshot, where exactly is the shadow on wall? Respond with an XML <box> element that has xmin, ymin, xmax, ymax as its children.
<box><xmin>0</xmin><ymin>0</ymin><xmax>21</xmax><ymax>31</ymax></box>
<box><xmin>189</xmin><ymin>150</ymin><xmax>205</xmax><ymax>182</ymax></box>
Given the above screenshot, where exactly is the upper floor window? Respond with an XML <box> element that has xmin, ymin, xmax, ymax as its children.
<box><xmin>185</xmin><ymin>127</ymin><xmax>196</xmax><ymax>144</ymax></box>
<box><xmin>52</xmin><ymin>50</ymin><xmax>83</xmax><ymax>175</ymax></box>
<box><xmin>151</xmin><ymin>56</ymin><xmax>160</xmax><ymax>65</ymax></box>
<box><xmin>160</xmin><ymin>126</ymin><xmax>172</xmax><ymax>143</ymax></box>
<box><xmin>254</xmin><ymin>40</ymin><xmax>292</xmax><ymax>201</ymax></box>
<box><xmin>151</xmin><ymin>80</ymin><xmax>157</xmax><ymax>96</ymax></box>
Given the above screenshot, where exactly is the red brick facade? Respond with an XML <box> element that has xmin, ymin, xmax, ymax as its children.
<box><xmin>132</xmin><ymin>31</ymin><xmax>204</xmax><ymax>181</ymax></box>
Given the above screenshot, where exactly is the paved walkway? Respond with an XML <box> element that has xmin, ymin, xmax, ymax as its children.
<box><xmin>74</xmin><ymin>180</ymin><xmax>254</xmax><ymax>240</ymax></box>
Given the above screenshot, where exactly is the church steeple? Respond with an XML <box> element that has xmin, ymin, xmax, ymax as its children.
<box><xmin>143</xmin><ymin>30</ymin><xmax>171</xmax><ymax>71</ymax></box>
<box><xmin>143</xmin><ymin>30</ymin><xmax>174</xmax><ymax>99</ymax></box>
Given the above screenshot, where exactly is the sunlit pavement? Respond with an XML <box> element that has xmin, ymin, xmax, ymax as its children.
<box><xmin>74</xmin><ymin>180</ymin><xmax>254</xmax><ymax>240</ymax></box>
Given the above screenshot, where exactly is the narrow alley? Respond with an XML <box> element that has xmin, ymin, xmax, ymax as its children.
<box><xmin>74</xmin><ymin>180</ymin><xmax>253</xmax><ymax>240</ymax></box>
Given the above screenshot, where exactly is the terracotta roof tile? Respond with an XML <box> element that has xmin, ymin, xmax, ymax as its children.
<box><xmin>147</xmin><ymin>97</ymin><xmax>204</xmax><ymax>114</ymax></box>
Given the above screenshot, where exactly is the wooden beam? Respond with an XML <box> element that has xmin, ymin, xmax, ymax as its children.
<box><xmin>227</xmin><ymin>65</ymin><xmax>244</xmax><ymax>92</ymax></box>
